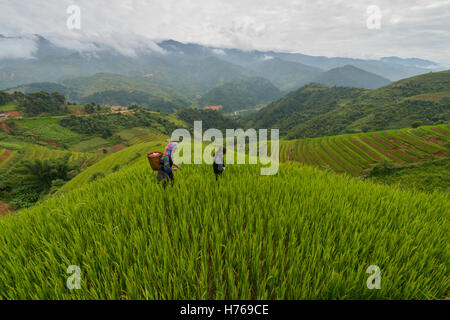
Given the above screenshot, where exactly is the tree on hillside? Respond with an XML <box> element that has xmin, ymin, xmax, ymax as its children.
<box><xmin>14</xmin><ymin>155</ymin><xmax>72</xmax><ymax>192</ymax></box>
<box><xmin>1</xmin><ymin>154</ymin><xmax>77</xmax><ymax>208</ymax></box>
<box><xmin>177</xmin><ymin>108</ymin><xmax>239</xmax><ymax>132</ymax></box>
<box><xmin>411</xmin><ymin>121</ymin><xmax>423</xmax><ymax>128</ymax></box>
<box><xmin>0</xmin><ymin>91</ymin><xmax>13</xmax><ymax>106</ymax></box>
<box><xmin>18</xmin><ymin>91</ymin><xmax>67</xmax><ymax>116</ymax></box>
<box><xmin>84</xmin><ymin>103</ymin><xmax>95</xmax><ymax>114</ymax></box>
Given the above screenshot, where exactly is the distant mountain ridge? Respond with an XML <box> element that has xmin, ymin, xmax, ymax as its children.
<box><xmin>0</xmin><ymin>35</ymin><xmax>446</xmax><ymax>93</ymax></box>
<box><xmin>7</xmin><ymin>73</ymin><xmax>192</xmax><ymax>112</ymax></box>
<box><xmin>198</xmin><ymin>77</ymin><xmax>283</xmax><ymax>113</ymax></box>
<box><xmin>312</xmin><ymin>65</ymin><xmax>391</xmax><ymax>89</ymax></box>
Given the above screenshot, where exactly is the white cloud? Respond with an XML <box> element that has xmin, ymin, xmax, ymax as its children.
<box><xmin>0</xmin><ymin>0</ymin><xmax>448</xmax><ymax>64</ymax></box>
<box><xmin>0</xmin><ymin>36</ymin><xmax>37</xmax><ymax>59</ymax></box>
<box><xmin>211</xmin><ymin>48</ymin><xmax>226</xmax><ymax>55</ymax></box>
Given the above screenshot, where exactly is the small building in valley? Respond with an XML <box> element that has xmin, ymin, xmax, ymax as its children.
<box><xmin>204</xmin><ymin>105</ymin><xmax>223</xmax><ymax>111</ymax></box>
<box><xmin>110</xmin><ymin>106</ymin><xmax>129</xmax><ymax>113</ymax></box>
<box><xmin>2</xmin><ymin>111</ymin><xmax>23</xmax><ymax>119</ymax></box>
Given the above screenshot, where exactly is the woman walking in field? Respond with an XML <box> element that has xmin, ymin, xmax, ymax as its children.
<box><xmin>213</xmin><ymin>147</ymin><xmax>226</xmax><ymax>181</ymax></box>
<box><xmin>157</xmin><ymin>141</ymin><xmax>180</xmax><ymax>188</ymax></box>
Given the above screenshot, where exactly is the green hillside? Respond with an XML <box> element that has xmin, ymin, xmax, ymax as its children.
<box><xmin>368</xmin><ymin>70</ymin><xmax>450</xmax><ymax>100</ymax></box>
<box><xmin>244</xmin><ymin>70</ymin><xmax>450</xmax><ymax>139</ymax></box>
<box><xmin>244</xmin><ymin>83</ymin><xmax>365</xmax><ymax>136</ymax></box>
<box><xmin>0</xmin><ymin>111</ymin><xmax>178</xmax><ymax>214</ymax></box>
<box><xmin>177</xmin><ymin>108</ymin><xmax>239</xmax><ymax>132</ymax></box>
<box><xmin>11</xmin><ymin>117</ymin><xmax>84</xmax><ymax>146</ymax></box>
<box><xmin>279</xmin><ymin>124</ymin><xmax>449</xmax><ymax>177</ymax></box>
<box><xmin>312</xmin><ymin>65</ymin><xmax>391</xmax><ymax>89</ymax></box>
<box><xmin>0</xmin><ymin>152</ymin><xmax>448</xmax><ymax>299</ymax></box>
<box><xmin>248</xmin><ymin>57</ymin><xmax>322</xmax><ymax>90</ymax></box>
<box><xmin>62</xmin><ymin>140</ymin><xmax>164</xmax><ymax>191</ymax></box>
<box><xmin>366</xmin><ymin>158</ymin><xmax>450</xmax><ymax>193</ymax></box>
<box><xmin>198</xmin><ymin>77</ymin><xmax>282</xmax><ymax>113</ymax></box>
<box><xmin>9</xmin><ymin>73</ymin><xmax>192</xmax><ymax>113</ymax></box>
<box><xmin>6</xmin><ymin>82</ymin><xmax>77</xmax><ymax>97</ymax></box>
<box><xmin>0</xmin><ymin>102</ymin><xmax>18</xmax><ymax>112</ymax></box>
<box><xmin>0</xmin><ymin>141</ymin><xmax>102</xmax><ymax>171</ymax></box>
<box><xmin>62</xmin><ymin>73</ymin><xmax>192</xmax><ymax>112</ymax></box>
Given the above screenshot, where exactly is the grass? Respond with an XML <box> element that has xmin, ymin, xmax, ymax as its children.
<box><xmin>115</xmin><ymin>127</ymin><xmax>168</xmax><ymax>145</ymax></box>
<box><xmin>409</xmin><ymin>91</ymin><xmax>450</xmax><ymax>101</ymax></box>
<box><xmin>280</xmin><ymin>124</ymin><xmax>449</xmax><ymax>176</ymax></box>
<box><xmin>70</xmin><ymin>137</ymin><xmax>110</xmax><ymax>152</ymax></box>
<box><xmin>0</xmin><ymin>103</ymin><xmax>18</xmax><ymax>112</ymax></box>
<box><xmin>62</xmin><ymin>140</ymin><xmax>164</xmax><ymax>191</ymax></box>
<box><xmin>13</xmin><ymin>117</ymin><xmax>84</xmax><ymax>146</ymax></box>
<box><xmin>0</xmin><ymin>154</ymin><xmax>448</xmax><ymax>299</ymax></box>
<box><xmin>0</xmin><ymin>141</ymin><xmax>103</xmax><ymax>172</ymax></box>
<box><xmin>115</xmin><ymin>127</ymin><xmax>152</xmax><ymax>141</ymax></box>
<box><xmin>366</xmin><ymin>158</ymin><xmax>450</xmax><ymax>194</ymax></box>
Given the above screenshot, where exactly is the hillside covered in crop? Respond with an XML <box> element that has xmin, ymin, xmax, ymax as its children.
<box><xmin>279</xmin><ymin>124</ymin><xmax>449</xmax><ymax>177</ymax></box>
<box><xmin>0</xmin><ymin>150</ymin><xmax>448</xmax><ymax>299</ymax></box>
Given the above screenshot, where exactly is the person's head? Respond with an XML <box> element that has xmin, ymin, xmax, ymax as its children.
<box><xmin>164</xmin><ymin>142</ymin><xmax>178</xmax><ymax>157</ymax></box>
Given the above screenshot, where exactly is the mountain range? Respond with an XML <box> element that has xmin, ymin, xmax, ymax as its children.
<box><xmin>1</xmin><ymin>35</ymin><xmax>447</xmax><ymax>97</ymax></box>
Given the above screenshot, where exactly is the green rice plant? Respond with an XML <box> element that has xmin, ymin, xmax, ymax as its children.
<box><xmin>0</xmin><ymin>158</ymin><xmax>448</xmax><ymax>299</ymax></box>
<box><xmin>62</xmin><ymin>140</ymin><xmax>165</xmax><ymax>191</ymax></box>
<box><xmin>380</xmin><ymin>132</ymin><xmax>427</xmax><ymax>160</ymax></box>
<box><xmin>70</xmin><ymin>137</ymin><xmax>110</xmax><ymax>152</ymax></box>
<box><xmin>307</xmin><ymin>140</ymin><xmax>327</xmax><ymax>167</ymax></box>
<box><xmin>418</xmin><ymin>127</ymin><xmax>449</xmax><ymax>141</ymax></box>
<box><xmin>14</xmin><ymin>117</ymin><xmax>83</xmax><ymax>146</ymax></box>
<box><xmin>370</xmin><ymin>134</ymin><xmax>418</xmax><ymax>163</ymax></box>
<box><xmin>400</xmin><ymin>132</ymin><xmax>446</xmax><ymax>152</ymax></box>
<box><xmin>334</xmin><ymin>136</ymin><xmax>371</xmax><ymax>167</ymax></box>
<box><xmin>279</xmin><ymin>125</ymin><xmax>450</xmax><ymax>176</ymax></box>
<box><xmin>359</xmin><ymin>135</ymin><xmax>405</xmax><ymax>163</ymax></box>
<box><xmin>315</xmin><ymin>139</ymin><xmax>345</xmax><ymax>172</ymax></box>
<box><xmin>390</xmin><ymin>132</ymin><xmax>441</xmax><ymax>155</ymax></box>
<box><xmin>324</xmin><ymin>138</ymin><xmax>362</xmax><ymax>175</ymax></box>
<box><xmin>0</xmin><ymin>141</ymin><xmax>101</xmax><ymax>172</ymax></box>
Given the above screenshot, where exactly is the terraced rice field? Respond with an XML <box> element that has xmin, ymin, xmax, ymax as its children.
<box><xmin>114</xmin><ymin>127</ymin><xmax>168</xmax><ymax>146</ymax></box>
<box><xmin>128</xmin><ymin>132</ymin><xmax>167</xmax><ymax>145</ymax></box>
<box><xmin>0</xmin><ymin>148</ymin><xmax>19</xmax><ymax>169</ymax></box>
<box><xmin>62</xmin><ymin>140</ymin><xmax>164</xmax><ymax>191</ymax></box>
<box><xmin>280</xmin><ymin>124</ymin><xmax>449</xmax><ymax>176</ymax></box>
<box><xmin>70</xmin><ymin>137</ymin><xmax>110</xmax><ymax>152</ymax></box>
<box><xmin>0</xmin><ymin>152</ymin><xmax>448</xmax><ymax>299</ymax></box>
<box><xmin>0</xmin><ymin>142</ymin><xmax>104</xmax><ymax>171</ymax></box>
<box><xmin>13</xmin><ymin>117</ymin><xmax>83</xmax><ymax>146</ymax></box>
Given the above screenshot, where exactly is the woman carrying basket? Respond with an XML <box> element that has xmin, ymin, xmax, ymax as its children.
<box><xmin>157</xmin><ymin>142</ymin><xmax>180</xmax><ymax>188</ymax></box>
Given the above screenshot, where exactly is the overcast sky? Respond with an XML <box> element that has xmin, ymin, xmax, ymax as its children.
<box><xmin>0</xmin><ymin>0</ymin><xmax>449</xmax><ymax>65</ymax></box>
